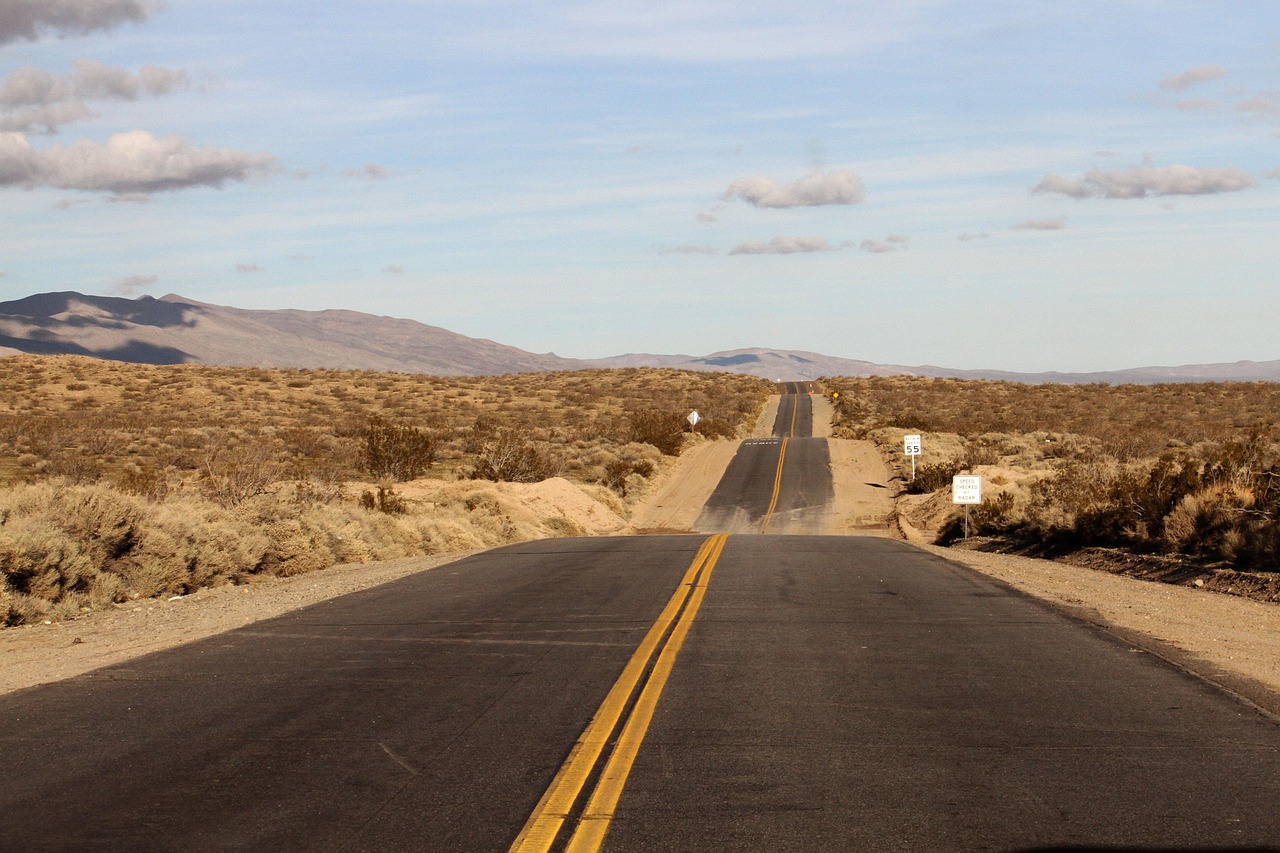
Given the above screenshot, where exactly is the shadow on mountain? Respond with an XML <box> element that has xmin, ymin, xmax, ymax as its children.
<box><xmin>0</xmin><ymin>293</ymin><xmax>199</xmax><ymax>330</ymax></box>
<box><xmin>0</xmin><ymin>334</ymin><xmax>193</xmax><ymax>364</ymax></box>
<box><xmin>698</xmin><ymin>354</ymin><xmax>761</xmax><ymax>367</ymax></box>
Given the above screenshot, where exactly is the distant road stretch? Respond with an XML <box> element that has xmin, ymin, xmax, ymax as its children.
<box><xmin>6</xmin><ymin>538</ymin><xmax>1280</xmax><ymax>851</ymax></box>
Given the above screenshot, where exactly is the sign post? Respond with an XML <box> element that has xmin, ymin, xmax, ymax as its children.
<box><xmin>687</xmin><ymin>410</ymin><xmax>701</xmax><ymax>432</ymax></box>
<box><xmin>952</xmin><ymin>475</ymin><xmax>982</xmax><ymax>539</ymax></box>
<box><xmin>903</xmin><ymin>434</ymin><xmax>922</xmax><ymax>481</ymax></box>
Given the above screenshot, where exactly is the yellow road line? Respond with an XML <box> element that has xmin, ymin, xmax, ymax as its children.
<box><xmin>566</xmin><ymin>533</ymin><xmax>728</xmax><ymax>853</ymax></box>
<box><xmin>759</xmin><ymin>437</ymin><xmax>789</xmax><ymax>533</ymax></box>
<box><xmin>508</xmin><ymin>534</ymin><xmax>728</xmax><ymax>853</ymax></box>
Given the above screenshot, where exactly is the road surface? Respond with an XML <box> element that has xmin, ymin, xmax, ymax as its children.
<box><xmin>694</xmin><ymin>381</ymin><xmax>834</xmax><ymax>534</ymax></box>
<box><xmin>4</xmin><ymin>536</ymin><xmax>1280</xmax><ymax>851</ymax></box>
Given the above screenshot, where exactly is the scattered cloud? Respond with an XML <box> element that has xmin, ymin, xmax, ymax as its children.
<box><xmin>729</xmin><ymin>236</ymin><xmax>839</xmax><ymax>255</ymax></box>
<box><xmin>0</xmin><ymin>130</ymin><xmax>277</xmax><ymax>194</ymax></box>
<box><xmin>106</xmin><ymin>191</ymin><xmax>150</xmax><ymax>203</ymax></box>
<box><xmin>1160</xmin><ymin>64</ymin><xmax>1226</xmax><ymax>91</ymax></box>
<box><xmin>382</xmin><ymin>265</ymin><xmax>404</xmax><ymax>273</ymax></box>
<box><xmin>347</xmin><ymin>162</ymin><xmax>388</xmax><ymax>180</ymax></box>
<box><xmin>111</xmin><ymin>273</ymin><xmax>156</xmax><ymax>294</ymax></box>
<box><xmin>0</xmin><ymin>0</ymin><xmax>153</xmax><ymax>46</ymax></box>
<box><xmin>886</xmin><ymin>234</ymin><xmax>909</xmax><ymax>244</ymax></box>
<box><xmin>722</xmin><ymin>169</ymin><xmax>864</xmax><ymax>208</ymax></box>
<box><xmin>1176</xmin><ymin>99</ymin><xmax>1219</xmax><ymax>112</ymax></box>
<box><xmin>659</xmin><ymin>245</ymin><xmax>718</xmax><ymax>256</ymax></box>
<box><xmin>1266</xmin><ymin>168</ymin><xmax>1280</xmax><ymax>180</ymax></box>
<box><xmin>1236</xmin><ymin>96</ymin><xmax>1280</xmax><ymax>116</ymax></box>
<box><xmin>1033</xmin><ymin>164</ymin><xmax>1256</xmax><ymax>199</ymax></box>
<box><xmin>860</xmin><ymin>239</ymin><xmax>896</xmax><ymax>254</ymax></box>
<box><xmin>695</xmin><ymin>212</ymin><xmax>717</xmax><ymax>223</ymax></box>
<box><xmin>957</xmin><ymin>232</ymin><xmax>989</xmax><ymax>241</ymax></box>
<box><xmin>235</xmin><ymin>263</ymin><xmax>261</xmax><ymax>273</ymax></box>
<box><xmin>1012</xmin><ymin>217</ymin><xmax>1067</xmax><ymax>231</ymax></box>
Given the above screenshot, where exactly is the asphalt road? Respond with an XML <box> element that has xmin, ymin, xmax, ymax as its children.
<box><xmin>5</xmin><ymin>536</ymin><xmax>1280</xmax><ymax>851</ymax></box>
<box><xmin>693</xmin><ymin>383</ymin><xmax>833</xmax><ymax>534</ymax></box>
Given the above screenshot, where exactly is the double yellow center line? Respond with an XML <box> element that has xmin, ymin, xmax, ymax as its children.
<box><xmin>759</xmin><ymin>390</ymin><xmax>800</xmax><ymax>533</ymax></box>
<box><xmin>509</xmin><ymin>533</ymin><xmax>729</xmax><ymax>853</ymax></box>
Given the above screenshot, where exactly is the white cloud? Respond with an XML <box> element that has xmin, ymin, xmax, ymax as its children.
<box><xmin>0</xmin><ymin>101</ymin><xmax>93</xmax><ymax>133</ymax></box>
<box><xmin>236</xmin><ymin>263</ymin><xmax>261</xmax><ymax>273</ymax></box>
<box><xmin>860</xmin><ymin>239</ymin><xmax>896</xmax><ymax>253</ymax></box>
<box><xmin>695</xmin><ymin>212</ymin><xmax>717</xmax><ymax>223</ymax></box>
<box><xmin>383</xmin><ymin>265</ymin><xmax>404</xmax><ymax>273</ymax></box>
<box><xmin>111</xmin><ymin>273</ymin><xmax>156</xmax><ymax>294</ymax></box>
<box><xmin>728</xmin><ymin>236</ymin><xmax>838</xmax><ymax>255</ymax></box>
<box><xmin>659</xmin><ymin>245</ymin><xmax>718</xmax><ymax>256</ymax></box>
<box><xmin>1175</xmin><ymin>99</ymin><xmax>1218</xmax><ymax>112</ymax></box>
<box><xmin>1266</xmin><ymin>168</ymin><xmax>1280</xmax><ymax>180</ymax></box>
<box><xmin>1012</xmin><ymin>217</ymin><xmax>1067</xmax><ymax>231</ymax></box>
<box><xmin>1033</xmin><ymin>164</ymin><xmax>1256</xmax><ymax>199</ymax></box>
<box><xmin>1160</xmin><ymin>64</ymin><xmax>1226</xmax><ymax>91</ymax></box>
<box><xmin>722</xmin><ymin>169</ymin><xmax>864</xmax><ymax>208</ymax></box>
<box><xmin>0</xmin><ymin>130</ymin><xmax>276</xmax><ymax>194</ymax></box>
<box><xmin>886</xmin><ymin>234</ymin><xmax>908</xmax><ymax>243</ymax></box>
<box><xmin>0</xmin><ymin>0</ymin><xmax>153</xmax><ymax>46</ymax></box>
<box><xmin>957</xmin><ymin>232</ymin><xmax>989</xmax><ymax>241</ymax></box>
<box><xmin>0</xmin><ymin>60</ymin><xmax>189</xmax><ymax>133</ymax></box>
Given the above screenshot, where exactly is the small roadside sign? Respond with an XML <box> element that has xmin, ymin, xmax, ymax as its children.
<box><xmin>687</xmin><ymin>410</ymin><xmax>701</xmax><ymax>427</ymax></box>
<box><xmin>952</xmin><ymin>475</ymin><xmax>982</xmax><ymax>505</ymax></box>
<box><xmin>904</xmin><ymin>434</ymin><xmax>921</xmax><ymax>456</ymax></box>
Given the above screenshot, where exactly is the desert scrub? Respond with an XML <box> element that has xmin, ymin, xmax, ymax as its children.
<box><xmin>0</xmin><ymin>356</ymin><xmax>770</xmax><ymax>490</ymax></box>
<box><xmin>825</xmin><ymin>376</ymin><xmax>1280</xmax><ymax>571</ymax></box>
<box><xmin>0</xmin><ymin>480</ymin><xmax>422</xmax><ymax>625</ymax></box>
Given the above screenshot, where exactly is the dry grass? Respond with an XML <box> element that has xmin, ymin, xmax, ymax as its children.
<box><xmin>0</xmin><ymin>355</ymin><xmax>771</xmax><ymax>624</ymax></box>
<box><xmin>823</xmin><ymin>377</ymin><xmax>1280</xmax><ymax>572</ymax></box>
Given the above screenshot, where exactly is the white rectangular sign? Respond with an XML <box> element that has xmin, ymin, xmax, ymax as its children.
<box><xmin>904</xmin><ymin>434</ymin><xmax>922</xmax><ymax>456</ymax></box>
<box><xmin>952</xmin><ymin>475</ymin><xmax>982</xmax><ymax>505</ymax></box>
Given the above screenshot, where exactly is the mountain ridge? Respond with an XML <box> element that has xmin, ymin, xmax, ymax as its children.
<box><xmin>1</xmin><ymin>291</ymin><xmax>1276</xmax><ymax>384</ymax></box>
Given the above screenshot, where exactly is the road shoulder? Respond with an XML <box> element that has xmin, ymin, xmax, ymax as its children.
<box><xmin>921</xmin><ymin>541</ymin><xmax>1280</xmax><ymax>715</ymax></box>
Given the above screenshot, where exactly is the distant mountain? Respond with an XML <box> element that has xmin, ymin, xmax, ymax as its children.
<box><xmin>586</xmin><ymin>347</ymin><xmax>1280</xmax><ymax>384</ymax></box>
<box><xmin>1</xmin><ymin>291</ymin><xmax>1277</xmax><ymax>383</ymax></box>
<box><xmin>0</xmin><ymin>292</ymin><xmax>578</xmax><ymax>375</ymax></box>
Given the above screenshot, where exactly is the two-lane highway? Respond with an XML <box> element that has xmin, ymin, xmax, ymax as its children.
<box><xmin>5</xmin><ymin>535</ymin><xmax>1280</xmax><ymax>850</ymax></box>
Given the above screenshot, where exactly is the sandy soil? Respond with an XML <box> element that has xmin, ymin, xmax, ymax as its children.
<box><xmin>628</xmin><ymin>439</ymin><xmax>742</xmax><ymax>532</ymax></box>
<box><xmin>4</xmin><ymin>393</ymin><xmax>1277</xmax><ymax>716</ymax></box>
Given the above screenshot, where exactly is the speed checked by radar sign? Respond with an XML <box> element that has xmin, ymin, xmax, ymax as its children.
<box><xmin>952</xmin><ymin>475</ymin><xmax>982</xmax><ymax>505</ymax></box>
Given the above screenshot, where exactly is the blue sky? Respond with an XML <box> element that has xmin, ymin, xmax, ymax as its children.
<box><xmin>1</xmin><ymin>0</ymin><xmax>1277</xmax><ymax>372</ymax></box>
